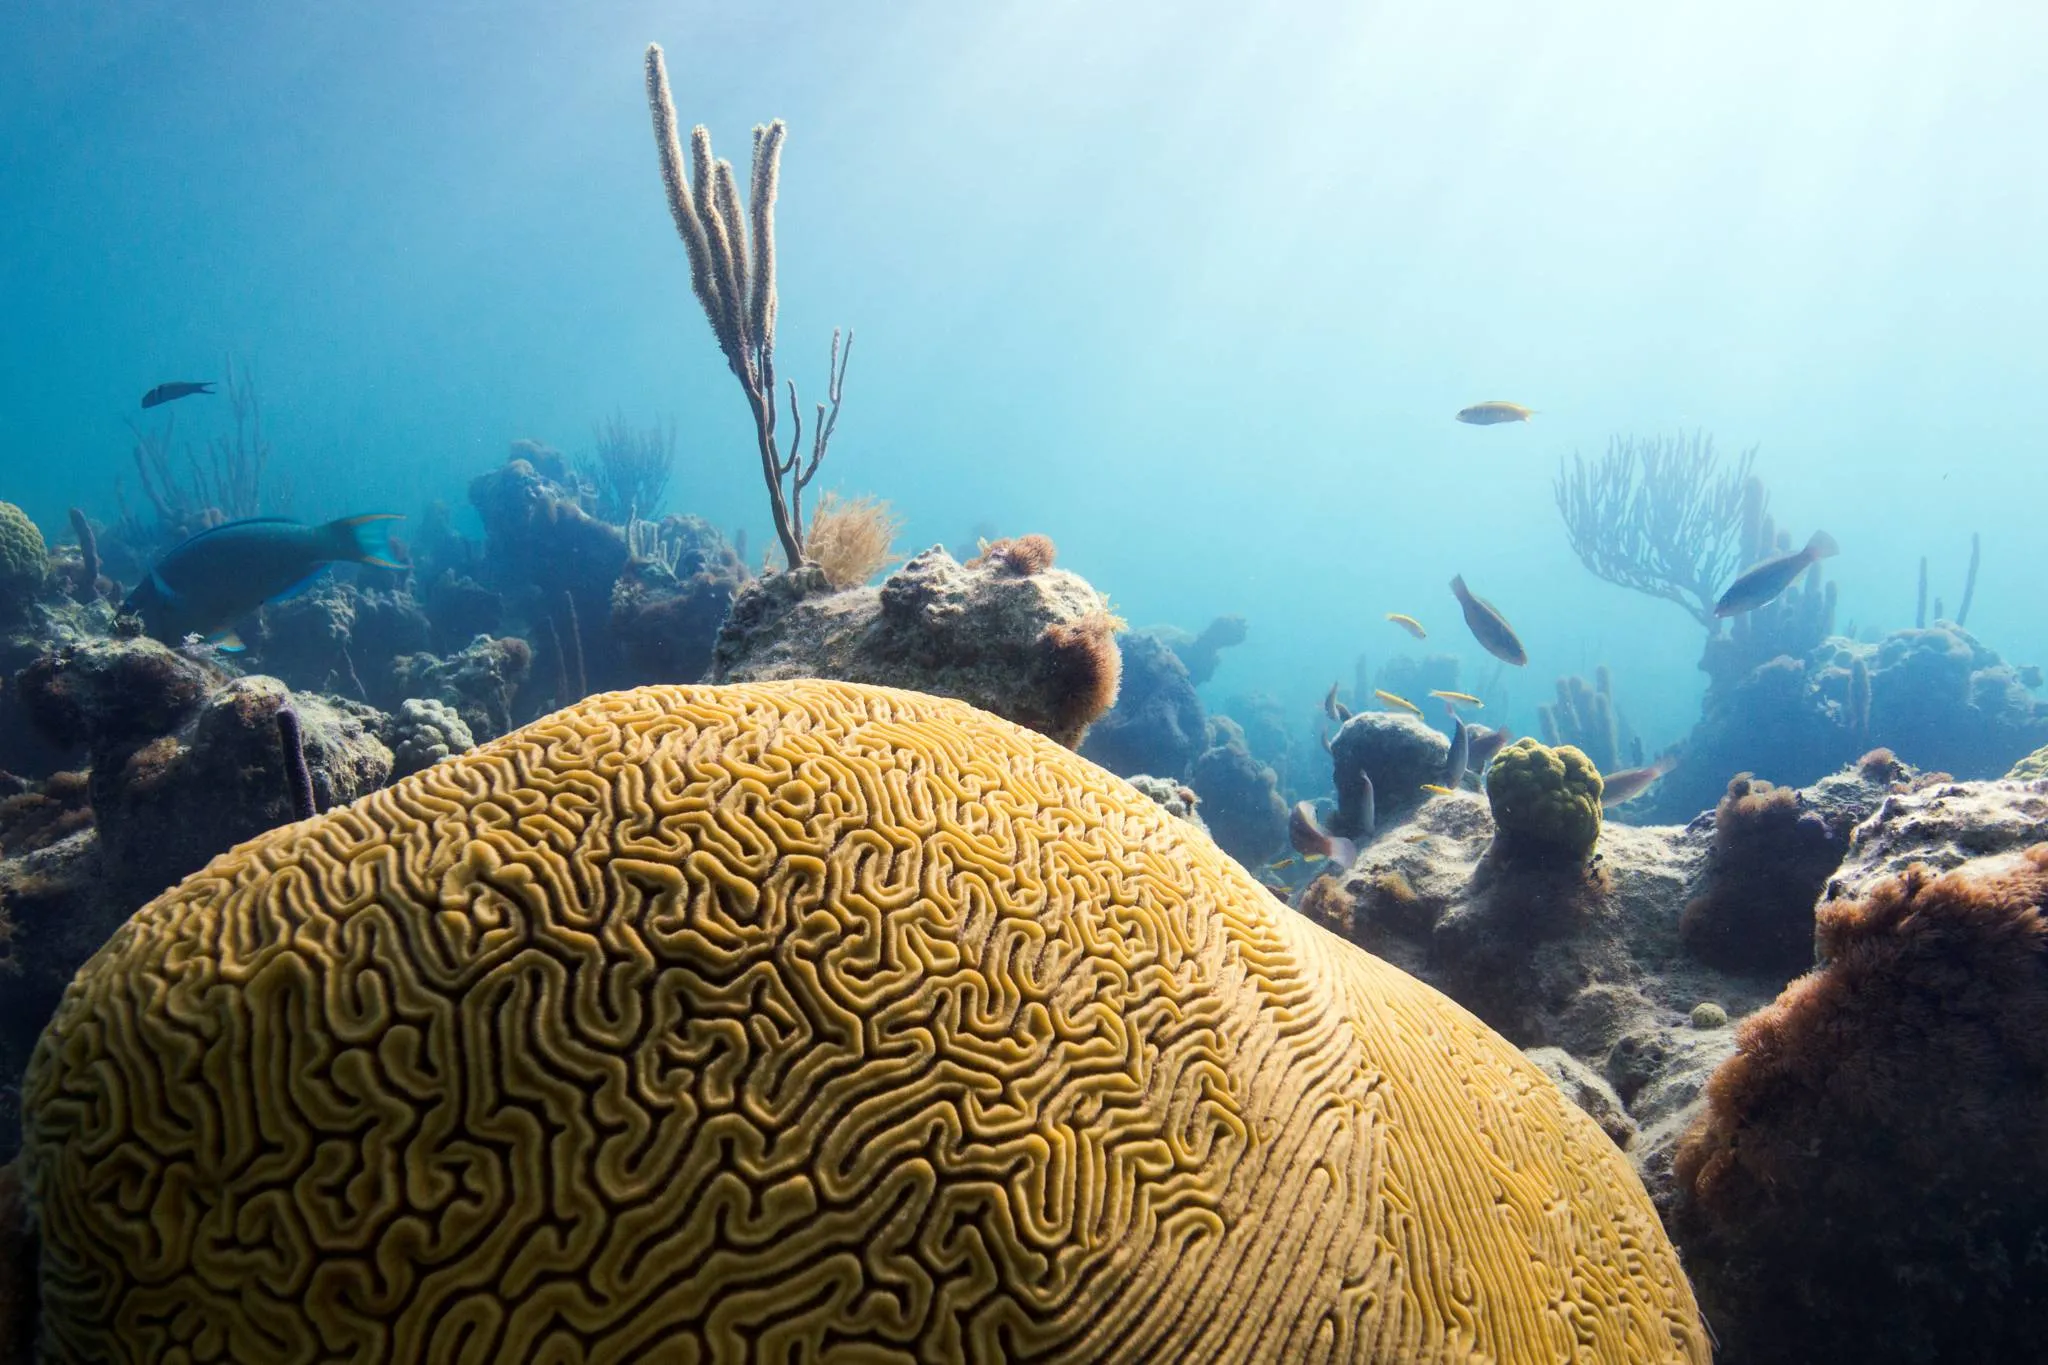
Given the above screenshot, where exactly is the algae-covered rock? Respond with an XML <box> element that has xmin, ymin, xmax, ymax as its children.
<box><xmin>714</xmin><ymin>547</ymin><xmax>1122</xmax><ymax>748</ymax></box>
<box><xmin>388</xmin><ymin>696</ymin><xmax>475</xmax><ymax>778</ymax></box>
<box><xmin>1485</xmin><ymin>736</ymin><xmax>1603</xmax><ymax>861</ymax></box>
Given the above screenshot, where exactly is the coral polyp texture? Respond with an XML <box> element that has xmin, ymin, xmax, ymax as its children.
<box><xmin>21</xmin><ymin>680</ymin><xmax>1706</xmax><ymax>1364</ymax></box>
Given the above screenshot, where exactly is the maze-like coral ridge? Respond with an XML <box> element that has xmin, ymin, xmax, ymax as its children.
<box><xmin>23</xmin><ymin>680</ymin><xmax>1707</xmax><ymax>1363</ymax></box>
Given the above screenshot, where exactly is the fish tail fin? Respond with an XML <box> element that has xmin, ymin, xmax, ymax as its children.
<box><xmin>198</xmin><ymin>382</ymin><xmax>218</xmax><ymax>395</ymax></box>
<box><xmin>1806</xmin><ymin>530</ymin><xmax>1839</xmax><ymax>560</ymax></box>
<box><xmin>327</xmin><ymin>513</ymin><xmax>406</xmax><ymax>569</ymax></box>
<box><xmin>1449</xmin><ymin>573</ymin><xmax>1468</xmax><ymax>600</ymax></box>
<box><xmin>1327</xmin><ymin>836</ymin><xmax>1358</xmax><ymax>870</ymax></box>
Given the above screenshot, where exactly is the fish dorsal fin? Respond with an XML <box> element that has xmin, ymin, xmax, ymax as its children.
<box><xmin>175</xmin><ymin>516</ymin><xmax>305</xmax><ymax>548</ymax></box>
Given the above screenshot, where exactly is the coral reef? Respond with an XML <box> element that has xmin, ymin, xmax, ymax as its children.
<box><xmin>1162</xmin><ymin>613</ymin><xmax>1247</xmax><ymax>686</ymax></box>
<box><xmin>1186</xmin><ymin>717</ymin><xmax>1287</xmax><ymax>868</ymax></box>
<box><xmin>714</xmin><ymin>546</ymin><xmax>1124</xmax><ymax>748</ymax></box>
<box><xmin>0</xmin><ymin>771</ymin><xmax>91</xmax><ymax>857</ymax></box>
<box><xmin>576</xmin><ymin>412</ymin><xmax>674</xmax><ymax>524</ymax></box>
<box><xmin>20</xmin><ymin>679</ymin><xmax>1707</xmax><ymax>1361</ymax></box>
<box><xmin>0</xmin><ymin>504</ymin><xmax>47</xmax><ymax>625</ymax></box>
<box><xmin>388</xmin><ymin>697</ymin><xmax>475</xmax><ymax>778</ymax></box>
<box><xmin>1324</xmin><ymin>708</ymin><xmax>1450</xmax><ymax>837</ymax></box>
<box><xmin>1678</xmin><ymin>774</ymin><xmax>1843</xmax><ymax>977</ymax></box>
<box><xmin>467</xmin><ymin>452</ymin><xmax>628</xmax><ymax>692</ymax></box>
<box><xmin>1672</xmin><ymin>844</ymin><xmax>2048</xmax><ymax>1365</ymax></box>
<box><xmin>1538</xmin><ymin>667</ymin><xmax>1637</xmax><ymax>775</ymax></box>
<box><xmin>609</xmin><ymin>555</ymin><xmax>738</xmax><ymax>688</ymax></box>
<box><xmin>1079</xmin><ymin>630</ymin><xmax>1205</xmax><ymax>779</ymax></box>
<box><xmin>1646</xmin><ymin>619</ymin><xmax>2048</xmax><ymax>820</ymax></box>
<box><xmin>389</xmin><ymin>635</ymin><xmax>533</xmax><ymax>741</ymax></box>
<box><xmin>1485</xmin><ymin>737</ymin><xmax>1603</xmax><ymax>863</ymax></box>
<box><xmin>1123</xmin><ymin>773</ymin><xmax>1206</xmax><ymax>830</ymax></box>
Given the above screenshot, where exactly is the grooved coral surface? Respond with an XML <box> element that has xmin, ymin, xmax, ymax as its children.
<box><xmin>22</xmin><ymin>680</ymin><xmax>1707</xmax><ymax>1364</ymax></box>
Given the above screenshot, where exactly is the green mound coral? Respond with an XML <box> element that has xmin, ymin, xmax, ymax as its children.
<box><xmin>1485</xmin><ymin>736</ymin><xmax>1604</xmax><ymax>860</ymax></box>
<box><xmin>0</xmin><ymin>502</ymin><xmax>47</xmax><ymax>620</ymax></box>
<box><xmin>2009</xmin><ymin>745</ymin><xmax>2048</xmax><ymax>781</ymax></box>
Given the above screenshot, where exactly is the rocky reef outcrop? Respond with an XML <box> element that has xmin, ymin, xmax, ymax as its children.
<box><xmin>1081</xmin><ymin>630</ymin><xmax>1206</xmax><ymax>780</ymax></box>
<box><xmin>714</xmin><ymin>546</ymin><xmax>1123</xmax><ymax>748</ymax></box>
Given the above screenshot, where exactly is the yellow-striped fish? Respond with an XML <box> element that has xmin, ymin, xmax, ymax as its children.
<box><xmin>1386</xmin><ymin>613</ymin><xmax>1427</xmax><ymax>639</ymax></box>
<box><xmin>1374</xmin><ymin>689</ymin><xmax>1422</xmax><ymax>717</ymax></box>
<box><xmin>1456</xmin><ymin>401</ymin><xmax>1533</xmax><ymax>425</ymax></box>
<box><xmin>1268</xmin><ymin>856</ymin><xmax>1297</xmax><ymax>872</ymax></box>
<box><xmin>1429</xmin><ymin>690</ymin><xmax>1483</xmax><ymax>707</ymax></box>
<box><xmin>1420</xmin><ymin>783</ymin><xmax>1455</xmax><ymax>795</ymax></box>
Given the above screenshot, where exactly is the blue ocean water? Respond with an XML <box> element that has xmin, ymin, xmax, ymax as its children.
<box><xmin>4</xmin><ymin>0</ymin><xmax>2043</xmax><ymax>771</ymax></box>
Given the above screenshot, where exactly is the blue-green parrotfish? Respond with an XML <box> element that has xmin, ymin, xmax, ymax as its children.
<box><xmin>1713</xmin><ymin>531</ymin><xmax>1838</xmax><ymax>617</ymax></box>
<box><xmin>123</xmin><ymin>514</ymin><xmax>403</xmax><ymax>646</ymax></box>
<box><xmin>140</xmin><ymin>381</ymin><xmax>216</xmax><ymax>408</ymax></box>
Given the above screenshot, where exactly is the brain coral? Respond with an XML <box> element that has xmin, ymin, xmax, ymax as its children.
<box><xmin>23</xmin><ymin>681</ymin><xmax>1706</xmax><ymax>1364</ymax></box>
<box><xmin>0</xmin><ymin>500</ymin><xmax>47</xmax><ymax>616</ymax></box>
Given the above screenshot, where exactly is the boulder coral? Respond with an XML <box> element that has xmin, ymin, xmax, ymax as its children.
<box><xmin>0</xmin><ymin>504</ymin><xmax>47</xmax><ymax>623</ymax></box>
<box><xmin>1674</xmin><ymin>844</ymin><xmax>2048</xmax><ymax>1365</ymax></box>
<box><xmin>22</xmin><ymin>680</ymin><xmax>1708</xmax><ymax>1363</ymax></box>
<box><xmin>1484</xmin><ymin>737</ymin><xmax>1603</xmax><ymax>862</ymax></box>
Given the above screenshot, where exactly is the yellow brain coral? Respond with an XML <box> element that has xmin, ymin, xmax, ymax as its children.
<box><xmin>23</xmin><ymin>681</ymin><xmax>1707</xmax><ymax>1364</ymax></box>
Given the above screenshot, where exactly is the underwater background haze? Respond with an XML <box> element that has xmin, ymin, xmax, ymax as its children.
<box><xmin>4</xmin><ymin>0</ymin><xmax>2045</xmax><ymax>764</ymax></box>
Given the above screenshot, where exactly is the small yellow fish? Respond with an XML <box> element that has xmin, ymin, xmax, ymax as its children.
<box><xmin>1386</xmin><ymin>613</ymin><xmax>1427</xmax><ymax>639</ymax></box>
<box><xmin>1374</xmin><ymin>689</ymin><xmax>1422</xmax><ymax>717</ymax></box>
<box><xmin>1268</xmin><ymin>856</ymin><xmax>1296</xmax><ymax>871</ymax></box>
<box><xmin>1429</xmin><ymin>690</ymin><xmax>1483</xmax><ymax>707</ymax></box>
<box><xmin>1456</xmin><ymin>401</ymin><xmax>1533</xmax><ymax>425</ymax></box>
<box><xmin>1420</xmin><ymin>783</ymin><xmax>1455</xmax><ymax>795</ymax></box>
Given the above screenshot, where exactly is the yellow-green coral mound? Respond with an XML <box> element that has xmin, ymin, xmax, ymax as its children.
<box><xmin>0</xmin><ymin>501</ymin><xmax>46</xmax><ymax>617</ymax></box>
<box><xmin>2010</xmin><ymin>745</ymin><xmax>2048</xmax><ymax>781</ymax></box>
<box><xmin>1486</xmin><ymin>736</ymin><xmax>1605</xmax><ymax>860</ymax></box>
<box><xmin>23</xmin><ymin>681</ymin><xmax>1706</xmax><ymax>1364</ymax></box>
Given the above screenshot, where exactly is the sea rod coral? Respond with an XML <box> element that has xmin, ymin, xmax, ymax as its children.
<box><xmin>20</xmin><ymin>680</ymin><xmax>1708</xmax><ymax>1363</ymax></box>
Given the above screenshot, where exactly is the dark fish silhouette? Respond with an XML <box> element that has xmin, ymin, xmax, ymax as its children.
<box><xmin>140</xmin><ymin>381</ymin><xmax>217</xmax><ymax>408</ymax></box>
<box><xmin>1455</xmin><ymin>401</ymin><xmax>1533</xmax><ymax>425</ymax></box>
<box><xmin>1713</xmin><ymin>531</ymin><xmax>1839</xmax><ymax>617</ymax></box>
<box><xmin>124</xmin><ymin>514</ymin><xmax>403</xmax><ymax>645</ymax></box>
<box><xmin>1601</xmin><ymin>756</ymin><xmax>1677</xmax><ymax>807</ymax></box>
<box><xmin>1466</xmin><ymin>722</ymin><xmax>1512</xmax><ymax>773</ymax></box>
<box><xmin>1288</xmin><ymin>801</ymin><xmax>1358</xmax><ymax>869</ymax></box>
<box><xmin>1445</xmin><ymin>712</ymin><xmax>1470</xmax><ymax>789</ymax></box>
<box><xmin>1450</xmin><ymin>574</ymin><xmax>1529</xmax><ymax>666</ymax></box>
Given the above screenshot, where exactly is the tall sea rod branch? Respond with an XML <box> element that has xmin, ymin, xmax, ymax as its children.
<box><xmin>643</xmin><ymin>43</ymin><xmax>849</xmax><ymax>572</ymax></box>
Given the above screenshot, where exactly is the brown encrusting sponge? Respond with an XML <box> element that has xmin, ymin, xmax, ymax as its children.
<box><xmin>1675</xmin><ymin>844</ymin><xmax>2048</xmax><ymax>1365</ymax></box>
<box><xmin>22</xmin><ymin>680</ymin><xmax>1707</xmax><ymax>1364</ymax></box>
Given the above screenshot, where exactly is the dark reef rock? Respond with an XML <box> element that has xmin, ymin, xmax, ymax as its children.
<box><xmin>389</xmin><ymin>635</ymin><xmax>533</xmax><ymax>741</ymax></box>
<box><xmin>714</xmin><ymin>547</ymin><xmax>1123</xmax><ymax>749</ymax></box>
<box><xmin>1671</xmin><ymin>840</ymin><xmax>2048</xmax><ymax>1365</ymax></box>
<box><xmin>1186</xmin><ymin>719</ymin><xmax>1287</xmax><ymax>868</ymax></box>
<box><xmin>1647</xmin><ymin>622</ymin><xmax>2048</xmax><ymax>820</ymax></box>
<box><xmin>610</xmin><ymin>557</ymin><xmax>738</xmax><ymax>688</ymax></box>
<box><xmin>1081</xmin><ymin>631</ymin><xmax>1206</xmax><ymax>780</ymax></box>
<box><xmin>1325</xmin><ymin>709</ymin><xmax>1450</xmax><ymax>838</ymax></box>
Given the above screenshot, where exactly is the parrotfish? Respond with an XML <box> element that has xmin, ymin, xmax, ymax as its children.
<box><xmin>124</xmin><ymin>514</ymin><xmax>404</xmax><ymax>645</ymax></box>
<box><xmin>1600</xmin><ymin>755</ymin><xmax>1678</xmax><ymax>807</ymax></box>
<box><xmin>1386</xmin><ymin>612</ymin><xmax>1427</xmax><ymax>639</ymax></box>
<box><xmin>1450</xmin><ymin>574</ymin><xmax>1528</xmax><ymax>666</ymax></box>
<box><xmin>1444</xmin><ymin>712</ymin><xmax>1470</xmax><ymax>789</ymax></box>
<box><xmin>1375</xmin><ymin>689</ymin><xmax>1423</xmax><ymax>717</ymax></box>
<box><xmin>1466</xmin><ymin>723</ymin><xmax>1511</xmax><ymax>773</ymax></box>
<box><xmin>1289</xmin><ymin>800</ymin><xmax>1358</xmax><ymax>869</ymax></box>
<box><xmin>1455</xmin><ymin>401</ymin><xmax>1533</xmax><ymax>425</ymax></box>
<box><xmin>1713</xmin><ymin>531</ymin><xmax>1839</xmax><ymax>618</ymax></box>
<box><xmin>140</xmin><ymin>380</ymin><xmax>216</xmax><ymax>408</ymax></box>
